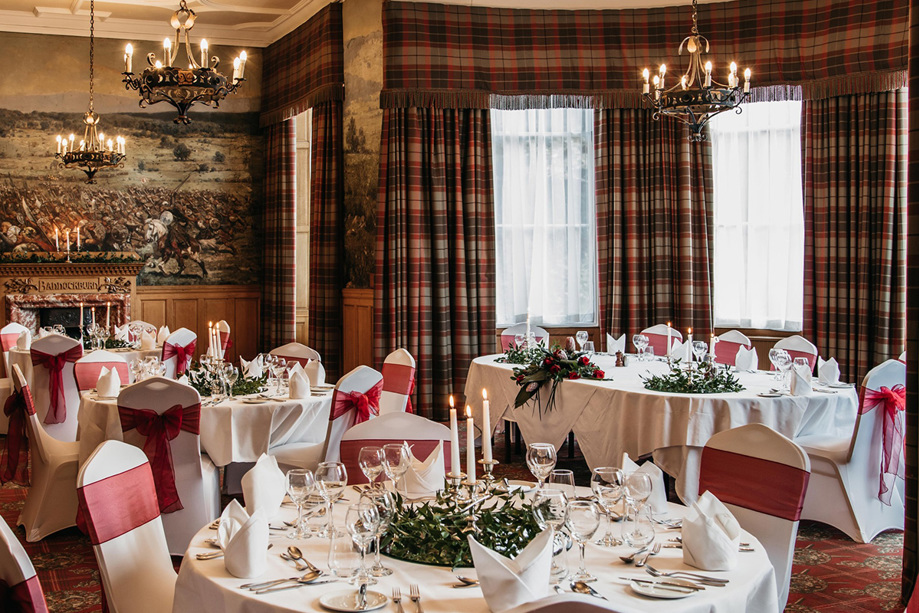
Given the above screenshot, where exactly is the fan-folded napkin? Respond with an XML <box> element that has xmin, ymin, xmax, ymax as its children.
<box><xmin>288</xmin><ymin>370</ymin><xmax>310</xmax><ymax>399</ymax></box>
<box><xmin>140</xmin><ymin>330</ymin><xmax>156</xmax><ymax>350</ymax></box>
<box><xmin>217</xmin><ymin>499</ymin><xmax>269</xmax><ymax>578</ymax></box>
<box><xmin>177</xmin><ymin>374</ymin><xmax>190</xmax><ymax>386</ymax></box>
<box><xmin>622</xmin><ymin>453</ymin><xmax>668</xmax><ymax>514</ymax></box>
<box><xmin>606</xmin><ymin>333</ymin><xmax>625</xmax><ymax>354</ymax></box>
<box><xmin>682</xmin><ymin>491</ymin><xmax>741</xmax><ymax>571</ymax></box>
<box><xmin>817</xmin><ymin>357</ymin><xmax>841</xmax><ymax>385</ymax></box>
<box><xmin>242</xmin><ymin>454</ymin><xmax>286</xmax><ymax>519</ymax></box>
<box><xmin>96</xmin><ymin>367</ymin><xmax>121</xmax><ymax>398</ymax></box>
<box><xmin>305</xmin><ymin>360</ymin><xmax>326</xmax><ymax>386</ymax></box>
<box><xmin>790</xmin><ymin>363</ymin><xmax>812</xmax><ymax>396</ymax></box>
<box><xmin>16</xmin><ymin>331</ymin><xmax>30</xmax><ymax>350</ymax></box>
<box><xmin>734</xmin><ymin>346</ymin><xmax>758</xmax><ymax>371</ymax></box>
<box><xmin>156</xmin><ymin>325</ymin><xmax>170</xmax><ymax>345</ymax></box>
<box><xmin>468</xmin><ymin>529</ymin><xmax>553</xmax><ymax>612</ymax></box>
<box><xmin>35</xmin><ymin>328</ymin><xmax>50</xmax><ymax>339</ymax></box>
<box><xmin>397</xmin><ymin>441</ymin><xmax>445</xmax><ymax>497</ymax></box>
<box><xmin>671</xmin><ymin>339</ymin><xmax>691</xmax><ymax>361</ymax></box>
<box><xmin>241</xmin><ymin>355</ymin><xmax>263</xmax><ymax>379</ymax></box>
<box><xmin>114</xmin><ymin>324</ymin><xmax>130</xmax><ymax>342</ymax></box>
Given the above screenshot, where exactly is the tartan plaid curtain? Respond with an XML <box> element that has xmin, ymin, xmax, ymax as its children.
<box><xmin>262</xmin><ymin>120</ymin><xmax>297</xmax><ymax>348</ymax></box>
<box><xmin>595</xmin><ymin>109</ymin><xmax>714</xmax><ymax>341</ymax></box>
<box><xmin>381</xmin><ymin>0</ymin><xmax>907</xmax><ymax>109</ymax></box>
<box><xmin>309</xmin><ymin>101</ymin><xmax>344</xmax><ymax>379</ymax></box>
<box><xmin>374</xmin><ymin>108</ymin><xmax>496</xmax><ymax>421</ymax></box>
<box><xmin>802</xmin><ymin>90</ymin><xmax>907</xmax><ymax>385</ymax></box>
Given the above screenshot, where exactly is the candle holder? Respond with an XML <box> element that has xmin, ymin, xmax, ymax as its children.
<box><xmin>445</xmin><ymin>472</ymin><xmax>466</xmax><ymax>492</ymax></box>
<box><xmin>478</xmin><ymin>459</ymin><xmax>500</xmax><ymax>488</ymax></box>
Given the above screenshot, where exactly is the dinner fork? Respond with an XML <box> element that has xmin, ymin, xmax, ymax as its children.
<box><xmin>634</xmin><ymin>542</ymin><xmax>661</xmax><ymax>567</ymax></box>
<box><xmin>409</xmin><ymin>584</ymin><xmax>425</xmax><ymax>613</ymax></box>
<box><xmin>645</xmin><ymin>564</ymin><xmax>729</xmax><ymax>584</ymax></box>
<box><xmin>392</xmin><ymin>587</ymin><xmax>406</xmax><ymax>613</ymax></box>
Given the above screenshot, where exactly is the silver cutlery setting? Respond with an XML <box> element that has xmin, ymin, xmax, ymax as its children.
<box><xmin>634</xmin><ymin>542</ymin><xmax>661</xmax><ymax>567</ymax></box>
<box><xmin>409</xmin><ymin>583</ymin><xmax>425</xmax><ymax>612</ymax></box>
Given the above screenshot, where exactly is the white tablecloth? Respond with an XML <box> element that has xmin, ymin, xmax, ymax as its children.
<box><xmin>465</xmin><ymin>354</ymin><xmax>858</xmax><ymax>502</ymax></box>
<box><xmin>9</xmin><ymin>346</ymin><xmax>161</xmax><ymax>387</ymax></box>
<box><xmin>77</xmin><ymin>392</ymin><xmax>333</xmax><ymax>466</ymax></box>
<box><xmin>173</xmin><ymin>491</ymin><xmax>778</xmax><ymax>613</ymax></box>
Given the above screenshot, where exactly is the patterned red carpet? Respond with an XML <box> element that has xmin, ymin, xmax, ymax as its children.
<box><xmin>0</xmin><ymin>436</ymin><xmax>905</xmax><ymax>612</ymax></box>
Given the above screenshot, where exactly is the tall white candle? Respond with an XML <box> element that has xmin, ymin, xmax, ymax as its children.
<box><xmin>466</xmin><ymin>406</ymin><xmax>476</xmax><ymax>483</ymax></box>
<box><xmin>54</xmin><ymin>228</ymin><xmax>59</xmax><ymax>251</ymax></box>
<box><xmin>687</xmin><ymin>327</ymin><xmax>693</xmax><ymax>361</ymax></box>
<box><xmin>482</xmin><ymin>389</ymin><xmax>492</xmax><ymax>463</ymax></box>
<box><xmin>666</xmin><ymin>321</ymin><xmax>672</xmax><ymax>358</ymax></box>
<box><xmin>91</xmin><ymin>307</ymin><xmax>95</xmax><ymax>327</ymax></box>
<box><xmin>207</xmin><ymin>322</ymin><xmax>214</xmax><ymax>357</ymax></box>
<box><xmin>449</xmin><ymin>396</ymin><xmax>461</xmax><ymax>475</ymax></box>
<box><xmin>200</xmin><ymin>39</ymin><xmax>208</xmax><ymax>69</ymax></box>
<box><xmin>125</xmin><ymin>44</ymin><xmax>133</xmax><ymax>73</ymax></box>
<box><xmin>65</xmin><ymin>230</ymin><xmax>70</xmax><ymax>255</ymax></box>
<box><xmin>106</xmin><ymin>302</ymin><xmax>111</xmax><ymax>330</ymax></box>
<box><xmin>79</xmin><ymin>302</ymin><xmax>84</xmax><ymax>328</ymax></box>
<box><xmin>710</xmin><ymin>334</ymin><xmax>717</xmax><ymax>355</ymax></box>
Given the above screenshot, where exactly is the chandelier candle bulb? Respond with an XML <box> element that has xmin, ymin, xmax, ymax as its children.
<box><xmin>106</xmin><ymin>302</ymin><xmax>110</xmax><ymax>329</ymax></box>
<box><xmin>466</xmin><ymin>405</ymin><xmax>476</xmax><ymax>483</ymax></box>
<box><xmin>481</xmin><ymin>389</ymin><xmax>492</xmax><ymax>463</ymax></box>
<box><xmin>659</xmin><ymin>64</ymin><xmax>666</xmax><ymax>90</ymax></box>
<box><xmin>56</xmin><ymin>135</ymin><xmax>61</xmax><ymax>154</ymax></box>
<box><xmin>642</xmin><ymin>68</ymin><xmax>650</xmax><ymax>94</ymax></box>
<box><xmin>238</xmin><ymin>51</ymin><xmax>247</xmax><ymax>79</ymax></box>
<box><xmin>163</xmin><ymin>37</ymin><xmax>172</xmax><ymax>66</ymax></box>
<box><xmin>681</xmin><ymin>75</ymin><xmax>687</xmax><ymax>90</ymax></box>
<box><xmin>124</xmin><ymin>44</ymin><xmax>132</xmax><ymax>73</ymax></box>
<box><xmin>54</xmin><ymin>228</ymin><xmax>59</xmax><ymax>251</ymax></box>
<box><xmin>704</xmin><ymin>61</ymin><xmax>712</xmax><ymax>87</ymax></box>
<box><xmin>65</xmin><ymin>230</ymin><xmax>70</xmax><ymax>255</ymax></box>
<box><xmin>744</xmin><ymin>68</ymin><xmax>751</xmax><ymax>93</ymax></box>
<box><xmin>232</xmin><ymin>57</ymin><xmax>240</xmax><ymax>81</ymax></box>
<box><xmin>200</xmin><ymin>39</ymin><xmax>208</xmax><ymax>68</ymax></box>
<box><xmin>79</xmin><ymin>140</ymin><xmax>85</xmax><ymax>151</ymax></box>
<box><xmin>449</xmin><ymin>396</ymin><xmax>461</xmax><ymax>475</ymax></box>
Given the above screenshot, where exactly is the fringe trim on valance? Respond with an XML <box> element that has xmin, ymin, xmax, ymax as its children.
<box><xmin>260</xmin><ymin>84</ymin><xmax>345</xmax><ymax>128</ymax></box>
<box><xmin>800</xmin><ymin>71</ymin><xmax>907</xmax><ymax>100</ymax></box>
<box><xmin>380</xmin><ymin>90</ymin><xmax>492</xmax><ymax>109</ymax></box>
<box><xmin>742</xmin><ymin>84</ymin><xmax>803</xmax><ymax>103</ymax></box>
<box><xmin>489</xmin><ymin>94</ymin><xmax>596</xmax><ymax>110</ymax></box>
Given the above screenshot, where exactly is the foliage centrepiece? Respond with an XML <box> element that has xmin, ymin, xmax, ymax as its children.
<box><xmin>381</xmin><ymin>487</ymin><xmax>540</xmax><ymax>567</ymax></box>
<box><xmin>642</xmin><ymin>360</ymin><xmax>745</xmax><ymax>394</ymax></box>
<box><xmin>186</xmin><ymin>361</ymin><xmax>266</xmax><ymax>397</ymax></box>
<box><xmin>0</xmin><ymin>251</ymin><xmax>142</xmax><ymax>264</ymax></box>
<box><xmin>504</xmin><ymin>345</ymin><xmax>608</xmax><ymax>413</ymax></box>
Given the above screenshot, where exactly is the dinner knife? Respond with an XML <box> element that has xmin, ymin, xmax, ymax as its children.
<box><xmin>619</xmin><ymin>578</ymin><xmax>700</xmax><ymax>593</ymax></box>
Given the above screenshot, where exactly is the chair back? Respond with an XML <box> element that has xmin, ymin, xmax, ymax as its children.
<box><xmin>29</xmin><ymin>334</ymin><xmax>83</xmax><ymax>442</ymax></box>
<box><xmin>500</xmin><ymin>323</ymin><xmax>550</xmax><ymax>351</ymax></box>
<box><xmin>161</xmin><ymin>328</ymin><xmax>197</xmax><ymax>378</ymax></box>
<box><xmin>322</xmin><ymin>366</ymin><xmax>384</xmax><ymax>464</ymax></box>
<box><xmin>0</xmin><ymin>515</ymin><xmax>48</xmax><ymax>613</ymax></box>
<box><xmin>9</xmin><ymin>365</ymin><xmax>48</xmax><ymax>468</ymax></box>
<box><xmin>215</xmin><ymin>320</ymin><xmax>231</xmax><ymax>354</ymax></box>
<box><xmin>0</xmin><ymin>322</ymin><xmax>29</xmax><ymax>378</ymax></box>
<box><xmin>270</xmin><ymin>342</ymin><xmax>320</xmax><ymax>367</ymax></box>
<box><xmin>898</xmin><ymin>350</ymin><xmax>906</xmax><ymax>363</ymax></box>
<box><xmin>340</xmin><ymin>412</ymin><xmax>453</xmax><ymax>482</ymax></box>
<box><xmin>699</xmin><ymin>424</ymin><xmax>810</xmax><ymax>611</ymax></box>
<box><xmin>127</xmin><ymin>320</ymin><xmax>157</xmax><ymax>343</ymax></box>
<box><xmin>504</xmin><ymin>594</ymin><xmax>612</xmax><ymax>612</ymax></box>
<box><xmin>773</xmin><ymin>335</ymin><xmax>818</xmax><ymax>369</ymax></box>
<box><xmin>73</xmin><ymin>350</ymin><xmax>129</xmax><ymax>391</ymax></box>
<box><xmin>641</xmin><ymin>324</ymin><xmax>683</xmax><ymax>358</ymax></box>
<box><xmin>77</xmin><ymin>440</ymin><xmax>175</xmax><ymax>613</ymax></box>
<box><xmin>379</xmin><ymin>348</ymin><xmax>416</xmax><ymax>415</ymax></box>
<box><xmin>713</xmin><ymin>330</ymin><xmax>752</xmax><ymax>366</ymax></box>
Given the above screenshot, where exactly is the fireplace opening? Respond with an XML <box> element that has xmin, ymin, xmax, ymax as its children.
<box><xmin>39</xmin><ymin>308</ymin><xmax>91</xmax><ymax>339</ymax></box>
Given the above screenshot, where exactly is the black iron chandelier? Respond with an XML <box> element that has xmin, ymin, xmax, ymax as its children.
<box><xmin>122</xmin><ymin>0</ymin><xmax>247</xmax><ymax>124</ymax></box>
<box><xmin>54</xmin><ymin>0</ymin><xmax>126</xmax><ymax>183</ymax></box>
<box><xmin>641</xmin><ymin>0</ymin><xmax>751</xmax><ymax>141</ymax></box>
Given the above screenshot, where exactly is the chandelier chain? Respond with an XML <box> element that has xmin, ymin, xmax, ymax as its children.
<box><xmin>88</xmin><ymin>0</ymin><xmax>94</xmax><ymax>112</ymax></box>
<box><xmin>690</xmin><ymin>0</ymin><xmax>699</xmax><ymax>36</ymax></box>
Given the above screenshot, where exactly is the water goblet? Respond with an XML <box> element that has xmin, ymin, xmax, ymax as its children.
<box><xmin>315</xmin><ymin>461</ymin><xmax>348</xmax><ymax>538</ymax></box>
<box><xmin>622</xmin><ymin>472</ymin><xmax>655</xmax><ymax>547</ymax></box>
<box><xmin>358</xmin><ymin>446</ymin><xmax>385</xmax><ymax>486</ymax></box>
<box><xmin>344</xmin><ymin>503</ymin><xmax>380</xmax><ymax>585</ymax></box>
<box><xmin>224</xmin><ymin>365</ymin><xmax>239</xmax><ymax>399</ymax></box>
<box><xmin>382</xmin><ymin>443</ymin><xmax>411</xmax><ymax>496</ymax></box>
<box><xmin>590</xmin><ymin>467</ymin><xmax>623</xmax><ymax>546</ymax></box>
<box><xmin>285</xmin><ymin>468</ymin><xmax>316</xmax><ymax>539</ymax></box>
<box><xmin>270</xmin><ymin>357</ymin><xmax>287</xmax><ymax>395</ymax></box>
<box><xmin>768</xmin><ymin>348</ymin><xmax>787</xmax><ymax>381</ymax></box>
<box><xmin>514</xmin><ymin>333</ymin><xmax>525</xmax><ymax>349</ymax></box>
<box><xmin>624</xmin><ymin>472</ymin><xmax>653</xmax><ymax>509</ymax></box>
<box><xmin>525</xmin><ymin>443</ymin><xmax>557</xmax><ymax>489</ymax></box>
<box><xmin>692</xmin><ymin>340</ymin><xmax>708</xmax><ymax>365</ymax></box>
<box><xmin>566</xmin><ymin>500</ymin><xmax>601</xmax><ymax>583</ymax></box>
<box><xmin>582</xmin><ymin>341</ymin><xmax>595</xmax><ymax>357</ymax></box>
<box><xmin>776</xmin><ymin>351</ymin><xmax>793</xmax><ymax>390</ymax></box>
<box><xmin>361</xmin><ymin>488</ymin><xmax>396</xmax><ymax>577</ymax></box>
<box><xmin>575</xmin><ymin>331</ymin><xmax>589</xmax><ymax>351</ymax></box>
<box><xmin>548</xmin><ymin>469</ymin><xmax>576</xmax><ymax>499</ymax></box>
<box><xmin>532</xmin><ymin>488</ymin><xmax>569</xmax><ymax>583</ymax></box>
<box><xmin>631</xmin><ymin>334</ymin><xmax>644</xmax><ymax>360</ymax></box>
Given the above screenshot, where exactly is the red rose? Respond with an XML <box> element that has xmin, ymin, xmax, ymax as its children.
<box><xmin>516</xmin><ymin>374</ymin><xmax>525</xmax><ymax>383</ymax></box>
<box><xmin>550</xmin><ymin>364</ymin><xmax>561</xmax><ymax>374</ymax></box>
<box><xmin>593</xmin><ymin>369</ymin><xmax>605</xmax><ymax>379</ymax></box>
<box><xmin>578</xmin><ymin>356</ymin><xmax>590</xmax><ymax>366</ymax></box>
<box><xmin>544</xmin><ymin>357</ymin><xmax>553</xmax><ymax>366</ymax></box>
<box><xmin>568</xmin><ymin>372</ymin><xmax>580</xmax><ymax>380</ymax></box>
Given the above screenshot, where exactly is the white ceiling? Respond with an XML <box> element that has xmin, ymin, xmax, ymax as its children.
<box><xmin>0</xmin><ymin>0</ymin><xmax>714</xmax><ymax>48</ymax></box>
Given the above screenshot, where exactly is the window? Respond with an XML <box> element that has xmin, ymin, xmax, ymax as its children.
<box><xmin>491</xmin><ymin>108</ymin><xmax>597</xmax><ymax>327</ymax></box>
<box><xmin>294</xmin><ymin>110</ymin><xmax>312</xmax><ymax>339</ymax></box>
<box><xmin>709</xmin><ymin>101</ymin><xmax>804</xmax><ymax>331</ymax></box>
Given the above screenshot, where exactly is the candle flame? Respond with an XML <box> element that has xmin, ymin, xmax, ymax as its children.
<box><xmin>449</xmin><ymin>394</ymin><xmax>455</xmax><ymax>408</ymax></box>
<box><xmin>688</xmin><ymin>327</ymin><xmax>692</xmax><ymax>334</ymax></box>
<box><xmin>465</xmin><ymin>405</ymin><xmax>472</xmax><ymax>418</ymax></box>
<box><xmin>482</xmin><ymin>388</ymin><xmax>487</xmax><ymax>400</ymax></box>
<box><xmin>667</xmin><ymin>321</ymin><xmax>672</xmax><ymax>327</ymax></box>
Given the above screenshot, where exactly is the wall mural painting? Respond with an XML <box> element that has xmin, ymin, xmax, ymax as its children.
<box><xmin>0</xmin><ymin>108</ymin><xmax>264</xmax><ymax>286</ymax></box>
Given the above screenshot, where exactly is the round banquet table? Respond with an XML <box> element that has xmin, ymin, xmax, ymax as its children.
<box><xmin>77</xmin><ymin>391</ymin><xmax>333</xmax><ymax>466</ymax></box>
<box><xmin>9</xmin><ymin>345</ymin><xmax>161</xmax><ymax>387</ymax></box>
<box><xmin>465</xmin><ymin>354</ymin><xmax>859</xmax><ymax>503</ymax></box>
<box><xmin>173</xmin><ymin>489</ymin><xmax>778</xmax><ymax>613</ymax></box>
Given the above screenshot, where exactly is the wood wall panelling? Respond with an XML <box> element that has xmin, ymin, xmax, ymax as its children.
<box><xmin>342</xmin><ymin>288</ymin><xmax>374</xmax><ymax>372</ymax></box>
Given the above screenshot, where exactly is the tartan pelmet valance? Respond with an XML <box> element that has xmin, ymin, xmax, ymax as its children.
<box><xmin>261</xmin><ymin>3</ymin><xmax>344</xmax><ymax>127</ymax></box>
<box><xmin>381</xmin><ymin>0</ymin><xmax>907</xmax><ymax>109</ymax></box>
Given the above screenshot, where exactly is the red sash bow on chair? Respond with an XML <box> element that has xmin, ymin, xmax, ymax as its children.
<box><xmin>118</xmin><ymin>403</ymin><xmax>201</xmax><ymax>513</ymax></box>
<box><xmin>0</xmin><ymin>575</ymin><xmax>48</xmax><ymax>613</ymax></box>
<box><xmin>382</xmin><ymin>363</ymin><xmax>416</xmax><ymax>414</ymax></box>
<box><xmin>30</xmin><ymin>346</ymin><xmax>82</xmax><ymax>425</ymax></box>
<box><xmin>861</xmin><ymin>384</ymin><xmax>906</xmax><ymax>504</ymax></box>
<box><xmin>0</xmin><ymin>389</ymin><xmax>33</xmax><ymax>486</ymax></box>
<box><xmin>331</xmin><ymin>380</ymin><xmax>383</xmax><ymax>424</ymax></box>
<box><xmin>162</xmin><ymin>340</ymin><xmax>197</xmax><ymax>376</ymax></box>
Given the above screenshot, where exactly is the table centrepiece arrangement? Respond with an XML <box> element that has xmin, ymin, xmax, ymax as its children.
<box><xmin>502</xmin><ymin>345</ymin><xmax>608</xmax><ymax>414</ymax></box>
<box><xmin>187</xmin><ymin>359</ymin><xmax>265</xmax><ymax>398</ymax></box>
<box><xmin>641</xmin><ymin>359</ymin><xmax>745</xmax><ymax>394</ymax></box>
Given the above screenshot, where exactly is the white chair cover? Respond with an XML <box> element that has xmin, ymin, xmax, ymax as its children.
<box><xmin>73</xmin><ymin>350</ymin><xmax>129</xmax><ymax>391</ymax></box>
<box><xmin>9</xmin><ymin>365</ymin><xmax>81</xmax><ymax>542</ymax></box>
<box><xmin>0</xmin><ymin>514</ymin><xmax>49</xmax><ymax>612</ymax></box>
<box><xmin>269</xmin><ymin>342</ymin><xmax>320</xmax><ymax>367</ymax></box>
<box><xmin>503</xmin><ymin>594</ymin><xmax>613</xmax><ymax>612</ymax></box>
<box><xmin>773</xmin><ymin>335</ymin><xmax>818</xmax><ymax>370</ymax></box>
<box><xmin>117</xmin><ymin>377</ymin><xmax>220</xmax><ymax>555</ymax></box>
<box><xmin>77</xmin><ymin>440</ymin><xmax>176</xmax><ymax>613</ymax></box>
<box><xmin>500</xmin><ymin>323</ymin><xmax>550</xmax><ymax>351</ymax></box>
<box><xmin>270</xmin><ymin>365</ymin><xmax>382</xmax><ymax>473</ymax></box>
<box><xmin>161</xmin><ymin>328</ymin><xmax>197</xmax><ymax>379</ymax></box>
<box><xmin>0</xmin><ymin>322</ymin><xmax>29</xmax><ymax>378</ymax></box>
<box><xmin>699</xmin><ymin>424</ymin><xmax>810</xmax><ymax>611</ymax></box>
<box><xmin>339</xmin><ymin>412</ymin><xmax>453</xmax><ymax>483</ymax></box>
<box><xmin>28</xmin><ymin>335</ymin><xmax>83</xmax><ymax>442</ymax></box>
<box><xmin>713</xmin><ymin>330</ymin><xmax>752</xmax><ymax>366</ymax></box>
<box><xmin>216</xmin><ymin>320</ymin><xmax>231</xmax><ymax>358</ymax></box>
<box><xmin>379</xmin><ymin>348</ymin><xmax>416</xmax><ymax>415</ymax></box>
<box><xmin>641</xmin><ymin>324</ymin><xmax>683</xmax><ymax>358</ymax></box>
<box><xmin>798</xmin><ymin>359</ymin><xmax>906</xmax><ymax>543</ymax></box>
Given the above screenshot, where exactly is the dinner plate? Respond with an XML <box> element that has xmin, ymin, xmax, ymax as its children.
<box><xmin>504</xmin><ymin>479</ymin><xmax>535</xmax><ymax>492</ymax></box>
<box><xmin>242</xmin><ymin>398</ymin><xmax>268</xmax><ymax>405</ymax></box>
<box><xmin>629</xmin><ymin>578</ymin><xmax>697</xmax><ymax>599</ymax></box>
<box><xmin>318</xmin><ymin>590</ymin><xmax>387</xmax><ymax>611</ymax></box>
<box><xmin>828</xmin><ymin>382</ymin><xmax>853</xmax><ymax>388</ymax></box>
<box><xmin>757</xmin><ymin>392</ymin><xmax>782</xmax><ymax>398</ymax></box>
<box><xmin>313</xmin><ymin>384</ymin><xmax>335</xmax><ymax>390</ymax></box>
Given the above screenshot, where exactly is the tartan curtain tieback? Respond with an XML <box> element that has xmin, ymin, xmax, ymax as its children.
<box><xmin>162</xmin><ymin>340</ymin><xmax>197</xmax><ymax>376</ymax></box>
<box><xmin>330</xmin><ymin>380</ymin><xmax>383</xmax><ymax>424</ymax></box>
<box><xmin>31</xmin><ymin>345</ymin><xmax>83</xmax><ymax>424</ymax></box>
<box><xmin>861</xmin><ymin>384</ymin><xmax>906</xmax><ymax>505</ymax></box>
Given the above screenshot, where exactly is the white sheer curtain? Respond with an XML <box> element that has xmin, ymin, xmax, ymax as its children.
<box><xmin>491</xmin><ymin>108</ymin><xmax>597</xmax><ymax>327</ymax></box>
<box><xmin>710</xmin><ymin>101</ymin><xmax>804</xmax><ymax>331</ymax></box>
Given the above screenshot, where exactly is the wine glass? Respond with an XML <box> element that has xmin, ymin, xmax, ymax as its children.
<box><xmin>525</xmin><ymin>443</ymin><xmax>557</xmax><ymax>489</ymax></box>
<box><xmin>582</xmin><ymin>341</ymin><xmax>595</xmax><ymax>357</ymax></box>
<box><xmin>575</xmin><ymin>331</ymin><xmax>589</xmax><ymax>351</ymax></box>
<box><xmin>315</xmin><ymin>461</ymin><xmax>348</xmax><ymax>537</ymax></box>
<box><xmin>631</xmin><ymin>334</ymin><xmax>647</xmax><ymax>360</ymax></box>
<box><xmin>361</xmin><ymin>488</ymin><xmax>396</xmax><ymax>577</ymax></box>
<box><xmin>382</xmin><ymin>443</ymin><xmax>411</xmax><ymax>496</ymax></box>
<box><xmin>270</xmin><ymin>357</ymin><xmax>287</xmax><ymax>395</ymax></box>
<box><xmin>514</xmin><ymin>333</ymin><xmax>525</xmax><ymax>349</ymax></box>
<box><xmin>359</xmin><ymin>446</ymin><xmax>384</xmax><ymax>486</ymax></box>
<box><xmin>285</xmin><ymin>468</ymin><xmax>315</xmax><ymax>540</ymax></box>
<box><xmin>344</xmin><ymin>502</ymin><xmax>380</xmax><ymax>585</ymax></box>
<box><xmin>224</xmin><ymin>365</ymin><xmax>239</xmax><ymax>399</ymax></box>
<box><xmin>590</xmin><ymin>466</ymin><xmax>623</xmax><ymax>546</ymax></box>
<box><xmin>566</xmin><ymin>500</ymin><xmax>601</xmax><ymax>583</ymax></box>
<box><xmin>548</xmin><ymin>469</ymin><xmax>576</xmax><ymax>499</ymax></box>
<box><xmin>768</xmin><ymin>348</ymin><xmax>788</xmax><ymax>381</ymax></box>
<box><xmin>692</xmin><ymin>340</ymin><xmax>708</xmax><ymax>364</ymax></box>
<box><xmin>624</xmin><ymin>472</ymin><xmax>653</xmax><ymax>509</ymax></box>
<box><xmin>622</xmin><ymin>472</ymin><xmax>655</xmax><ymax>548</ymax></box>
<box><xmin>532</xmin><ymin>488</ymin><xmax>569</xmax><ymax>584</ymax></box>
<box><xmin>777</xmin><ymin>351</ymin><xmax>794</xmax><ymax>390</ymax></box>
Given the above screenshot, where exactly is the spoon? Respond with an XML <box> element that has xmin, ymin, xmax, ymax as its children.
<box><xmin>455</xmin><ymin>575</ymin><xmax>479</xmax><ymax>585</ymax></box>
<box><xmin>619</xmin><ymin>545</ymin><xmax>650</xmax><ymax>563</ymax></box>
<box><xmin>242</xmin><ymin>569</ymin><xmax>322</xmax><ymax>591</ymax></box>
<box><xmin>281</xmin><ymin>552</ymin><xmax>308</xmax><ymax>570</ymax></box>
<box><xmin>288</xmin><ymin>546</ymin><xmax>320</xmax><ymax>573</ymax></box>
<box><xmin>571</xmin><ymin>581</ymin><xmax>607</xmax><ymax>600</ymax></box>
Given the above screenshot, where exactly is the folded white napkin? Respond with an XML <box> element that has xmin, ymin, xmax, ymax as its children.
<box><xmin>682</xmin><ymin>491</ymin><xmax>741</xmax><ymax>571</ymax></box>
<box><xmin>671</xmin><ymin>339</ymin><xmax>691</xmax><ymax>361</ymax></box>
<box><xmin>288</xmin><ymin>370</ymin><xmax>310</xmax><ymax>399</ymax></box>
<box><xmin>96</xmin><ymin>367</ymin><xmax>121</xmax><ymax>398</ymax></box>
<box><xmin>177</xmin><ymin>374</ymin><xmax>190</xmax><ymax>386</ymax></box>
<box><xmin>622</xmin><ymin>453</ymin><xmax>668</xmax><ymax>514</ymax></box>
<box><xmin>817</xmin><ymin>357</ymin><xmax>841</xmax><ymax>385</ymax></box>
<box><xmin>36</xmin><ymin>328</ymin><xmax>50</xmax><ymax>340</ymax></box>
<box><xmin>398</xmin><ymin>442</ymin><xmax>445</xmax><ymax>497</ymax></box>
<box><xmin>16</xmin><ymin>331</ymin><xmax>30</xmax><ymax>350</ymax></box>
<box><xmin>113</xmin><ymin>324</ymin><xmax>130</xmax><ymax>342</ymax></box>
<box><xmin>217</xmin><ymin>499</ymin><xmax>269</xmax><ymax>579</ymax></box>
<box><xmin>288</xmin><ymin>362</ymin><xmax>306</xmax><ymax>378</ymax></box>
<box><xmin>790</xmin><ymin>364</ymin><xmax>812</xmax><ymax>396</ymax></box>
<box><xmin>734</xmin><ymin>346</ymin><xmax>758</xmax><ymax>371</ymax></box>
<box><xmin>140</xmin><ymin>330</ymin><xmax>156</xmax><ymax>350</ymax></box>
<box><xmin>606</xmin><ymin>333</ymin><xmax>625</xmax><ymax>354</ymax></box>
<box><xmin>242</xmin><ymin>454</ymin><xmax>286</xmax><ymax>520</ymax></box>
<box><xmin>468</xmin><ymin>529</ymin><xmax>553</xmax><ymax>613</ymax></box>
<box><xmin>241</xmin><ymin>355</ymin><xmax>263</xmax><ymax>379</ymax></box>
<box><xmin>305</xmin><ymin>360</ymin><xmax>326</xmax><ymax>386</ymax></box>
<box><xmin>156</xmin><ymin>325</ymin><xmax>170</xmax><ymax>345</ymax></box>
